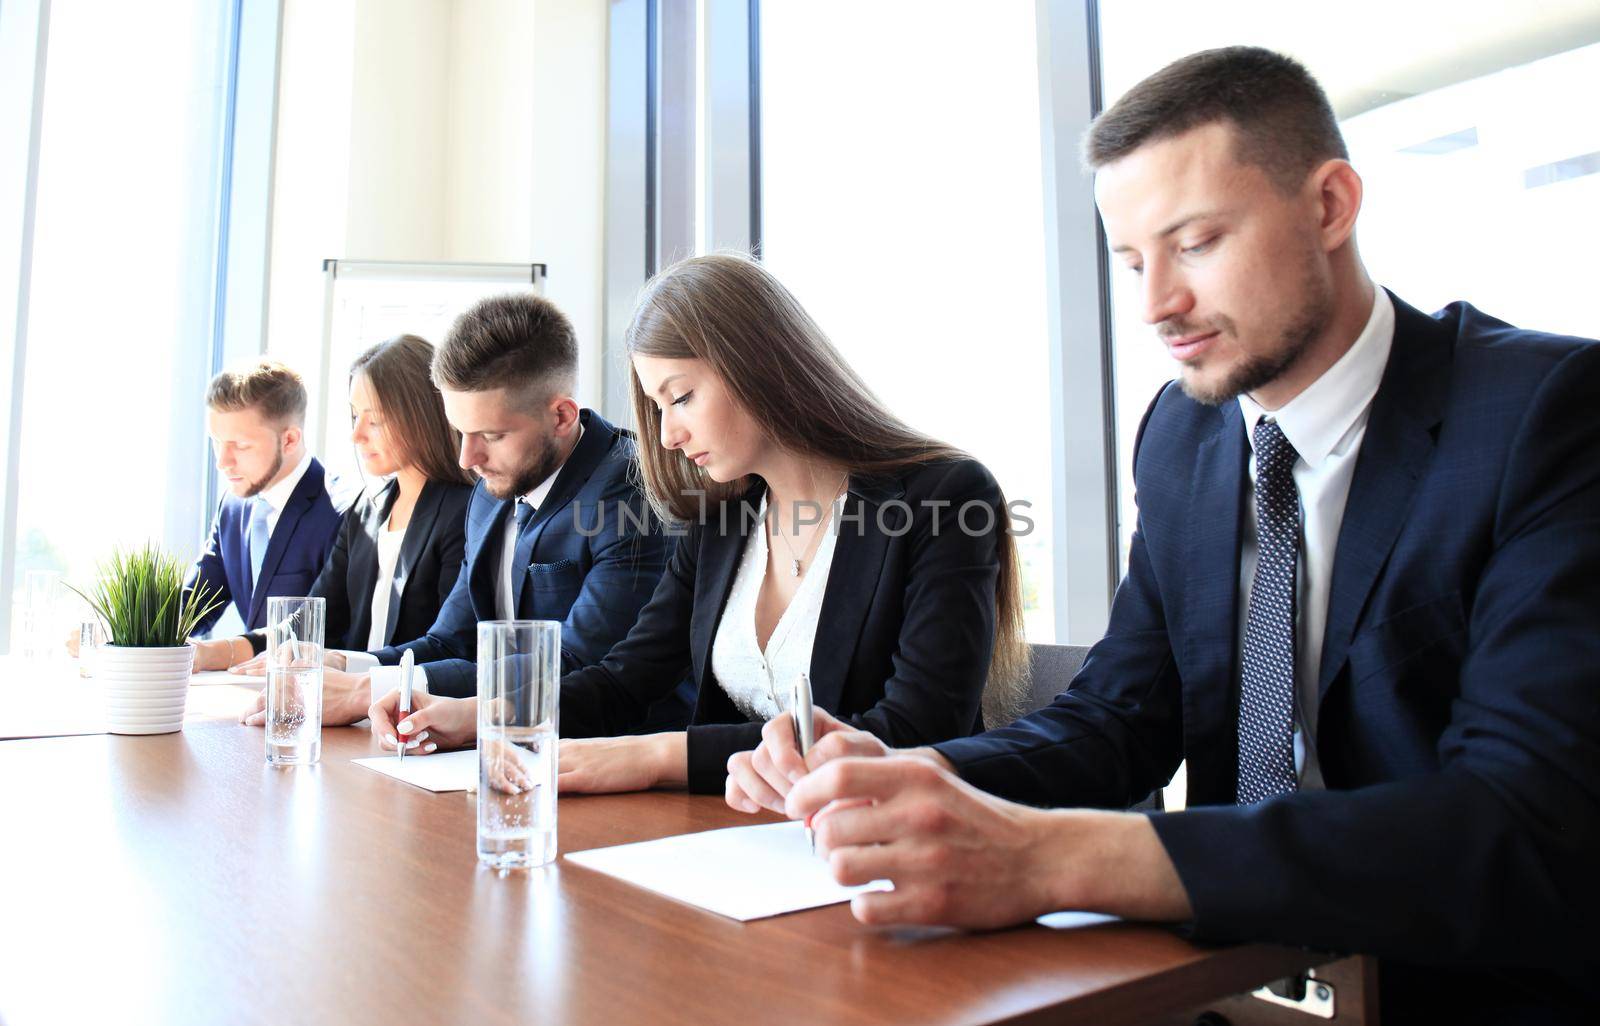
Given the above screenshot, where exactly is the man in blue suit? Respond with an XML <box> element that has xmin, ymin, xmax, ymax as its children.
<box><xmin>187</xmin><ymin>360</ymin><xmax>348</xmax><ymax>636</ymax></box>
<box><xmin>338</xmin><ymin>294</ymin><xmax>691</xmax><ymax>730</ymax></box>
<box><xmin>763</xmin><ymin>48</ymin><xmax>1598</xmax><ymax>1023</ymax></box>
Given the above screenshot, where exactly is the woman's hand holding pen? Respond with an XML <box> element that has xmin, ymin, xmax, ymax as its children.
<box><xmin>368</xmin><ymin>690</ymin><xmax>477</xmax><ymax>754</ymax></box>
<box><xmin>724</xmin><ymin>708</ymin><xmax>891</xmax><ymax>815</ymax></box>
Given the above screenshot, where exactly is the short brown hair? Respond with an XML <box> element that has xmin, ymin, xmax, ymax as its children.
<box><xmin>205</xmin><ymin>359</ymin><xmax>307</xmax><ymax>425</ymax></box>
<box><xmin>350</xmin><ymin>335</ymin><xmax>473</xmax><ymax>487</ymax></box>
<box><xmin>1084</xmin><ymin>46</ymin><xmax>1348</xmax><ymax>192</ymax></box>
<box><xmin>432</xmin><ymin>293</ymin><xmax>578</xmax><ymax>405</ymax></box>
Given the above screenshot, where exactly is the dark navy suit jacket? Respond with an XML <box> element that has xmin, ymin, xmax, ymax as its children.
<box><xmin>559</xmin><ymin>458</ymin><xmax>1004</xmax><ymax>794</ymax></box>
<box><xmin>187</xmin><ymin>457</ymin><xmax>349</xmax><ymax>633</ymax></box>
<box><xmin>244</xmin><ymin>477</ymin><xmax>472</xmax><ymax>654</ymax></box>
<box><xmin>935</xmin><ymin>294</ymin><xmax>1600</xmax><ymax>1022</ymax></box>
<box><xmin>374</xmin><ymin>410</ymin><xmax>686</xmax><ymax>728</ymax></box>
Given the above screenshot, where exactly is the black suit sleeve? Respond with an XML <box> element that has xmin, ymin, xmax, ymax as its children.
<box><xmin>555</xmin><ymin>472</ymin><xmax>672</xmax><ymax>673</ymax></box>
<box><xmin>556</xmin><ymin>527</ymin><xmax>699</xmax><ymax>738</ymax></box>
<box><xmin>1149</xmin><ymin>344</ymin><xmax>1600</xmax><ymax>966</ymax></box>
<box><xmin>184</xmin><ymin>501</ymin><xmax>234</xmax><ymax>636</ymax></box>
<box><xmin>934</xmin><ymin>385</ymin><xmax>1186</xmax><ymax>808</ymax></box>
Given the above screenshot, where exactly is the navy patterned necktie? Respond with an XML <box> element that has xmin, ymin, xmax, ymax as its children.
<box><xmin>1236</xmin><ymin>418</ymin><xmax>1302</xmax><ymax>804</ymax></box>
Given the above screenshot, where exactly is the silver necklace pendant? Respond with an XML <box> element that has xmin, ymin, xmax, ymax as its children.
<box><xmin>791</xmin><ymin>559</ymin><xmax>802</xmax><ymax>577</ymax></box>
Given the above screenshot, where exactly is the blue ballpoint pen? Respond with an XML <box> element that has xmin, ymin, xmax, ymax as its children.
<box><xmin>396</xmin><ymin>649</ymin><xmax>415</xmax><ymax>762</ymax></box>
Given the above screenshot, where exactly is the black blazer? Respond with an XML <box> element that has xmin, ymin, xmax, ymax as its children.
<box><xmin>372</xmin><ymin>411</ymin><xmax>678</xmax><ymax>717</ymax></box>
<box><xmin>936</xmin><ymin>294</ymin><xmax>1600</xmax><ymax>1021</ymax></box>
<box><xmin>249</xmin><ymin>477</ymin><xmax>472</xmax><ymax>653</ymax></box>
<box><xmin>558</xmin><ymin>457</ymin><xmax>1006</xmax><ymax>793</ymax></box>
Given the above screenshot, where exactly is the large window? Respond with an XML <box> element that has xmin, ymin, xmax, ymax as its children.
<box><xmin>759</xmin><ymin>1</ymin><xmax>1057</xmax><ymax>639</ymax></box>
<box><xmin>5</xmin><ymin>1</ymin><xmax>234</xmax><ymax>651</ymax></box>
<box><xmin>1100</xmin><ymin>6</ymin><xmax>1600</xmax><ymax>565</ymax></box>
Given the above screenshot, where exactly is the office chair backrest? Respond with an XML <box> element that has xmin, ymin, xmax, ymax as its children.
<box><xmin>1011</xmin><ymin>642</ymin><xmax>1164</xmax><ymax>812</ymax></box>
<box><xmin>1024</xmin><ymin>643</ymin><xmax>1090</xmax><ymax>719</ymax></box>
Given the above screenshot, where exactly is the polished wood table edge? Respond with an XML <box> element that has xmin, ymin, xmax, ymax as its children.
<box><xmin>984</xmin><ymin>940</ymin><xmax>1340</xmax><ymax>1026</ymax></box>
<box><xmin>0</xmin><ymin>711</ymin><xmax>1338</xmax><ymax>1026</ymax></box>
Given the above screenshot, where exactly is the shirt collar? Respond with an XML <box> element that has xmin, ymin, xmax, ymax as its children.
<box><xmin>1238</xmin><ymin>287</ymin><xmax>1394</xmax><ymax>469</ymax></box>
<box><xmin>518</xmin><ymin>422</ymin><xmax>583</xmax><ymax>511</ymax></box>
<box><xmin>257</xmin><ymin>451</ymin><xmax>313</xmax><ymax>513</ymax></box>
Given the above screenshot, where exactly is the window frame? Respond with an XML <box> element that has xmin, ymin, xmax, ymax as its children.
<box><xmin>0</xmin><ymin>0</ymin><xmax>281</xmax><ymax>652</ymax></box>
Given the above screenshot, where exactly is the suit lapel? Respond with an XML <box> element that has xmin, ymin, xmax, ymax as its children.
<box><xmin>342</xmin><ymin>485</ymin><xmax>389</xmax><ymax>649</ymax></box>
<box><xmin>470</xmin><ymin>496</ymin><xmax>515</xmax><ymax>618</ymax></box>
<box><xmin>691</xmin><ymin>489</ymin><xmax>763</xmax><ymax>694</ymax></box>
<box><xmin>227</xmin><ymin>499</ymin><xmax>251</xmax><ymax>605</ymax></box>
<box><xmin>515</xmin><ymin>411</ymin><xmax>615</xmax><ymax>605</ymax></box>
<box><xmin>1181</xmin><ymin>403</ymin><xmax>1248</xmax><ymax>804</ymax></box>
<box><xmin>1315</xmin><ymin>294</ymin><xmax>1449</xmax><ymax>699</ymax></box>
<box><xmin>385</xmin><ymin>479</ymin><xmax>442</xmax><ymax>644</ymax></box>
<box><xmin>807</xmin><ymin>477</ymin><xmax>901</xmax><ymax>714</ymax></box>
<box><xmin>247</xmin><ymin>460</ymin><xmax>326</xmax><ymax>626</ymax></box>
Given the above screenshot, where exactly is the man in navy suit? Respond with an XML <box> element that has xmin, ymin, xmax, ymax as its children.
<box><xmin>760</xmin><ymin>48</ymin><xmax>1598</xmax><ymax>1022</ymax></box>
<box><xmin>339</xmin><ymin>294</ymin><xmax>691</xmax><ymax>730</ymax></box>
<box><xmin>187</xmin><ymin>360</ymin><xmax>348</xmax><ymax>634</ymax></box>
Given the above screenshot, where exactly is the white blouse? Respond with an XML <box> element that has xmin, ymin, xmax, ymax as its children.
<box><xmin>710</xmin><ymin>497</ymin><xmax>840</xmax><ymax>722</ymax></box>
<box><xmin>365</xmin><ymin>524</ymin><xmax>406</xmax><ymax>650</ymax></box>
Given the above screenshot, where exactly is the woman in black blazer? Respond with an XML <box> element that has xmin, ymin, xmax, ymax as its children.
<box><xmin>194</xmin><ymin>335</ymin><xmax>473</xmax><ymax>670</ymax></box>
<box><xmin>370</xmin><ymin>254</ymin><xmax>1028</xmax><ymax>793</ymax></box>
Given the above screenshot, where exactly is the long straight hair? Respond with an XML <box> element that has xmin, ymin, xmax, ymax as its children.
<box><xmin>350</xmin><ymin>335</ymin><xmax>474</xmax><ymax>488</ymax></box>
<box><xmin>625</xmin><ymin>253</ymin><xmax>1028</xmax><ymax>722</ymax></box>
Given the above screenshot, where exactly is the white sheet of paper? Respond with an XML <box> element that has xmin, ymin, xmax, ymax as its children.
<box><xmin>565</xmin><ymin>820</ymin><xmax>890</xmax><ymax>922</ymax></box>
<box><xmin>0</xmin><ymin>680</ymin><xmax>104</xmax><ymax>739</ymax></box>
<box><xmin>189</xmin><ymin>670</ymin><xmax>266</xmax><ymax>687</ymax></box>
<box><xmin>352</xmin><ymin>749</ymin><xmax>478</xmax><ymax>792</ymax></box>
<box><xmin>1037</xmin><ymin>910</ymin><xmax>1120</xmax><ymax>930</ymax></box>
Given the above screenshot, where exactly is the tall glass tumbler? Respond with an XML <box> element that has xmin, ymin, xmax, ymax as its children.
<box><xmin>477</xmin><ymin>620</ymin><xmax>560</xmax><ymax>869</ymax></box>
<box><xmin>264</xmin><ymin>596</ymin><xmax>325</xmax><ymax>765</ymax></box>
<box><xmin>22</xmin><ymin>569</ymin><xmax>62</xmax><ymax>662</ymax></box>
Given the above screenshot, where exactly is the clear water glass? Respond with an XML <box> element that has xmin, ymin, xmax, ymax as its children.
<box><xmin>22</xmin><ymin>570</ymin><xmax>62</xmax><ymax>661</ymax></box>
<box><xmin>264</xmin><ymin>596</ymin><xmax>325</xmax><ymax>765</ymax></box>
<box><xmin>477</xmin><ymin>620</ymin><xmax>560</xmax><ymax>869</ymax></box>
<box><xmin>77</xmin><ymin>620</ymin><xmax>102</xmax><ymax>678</ymax></box>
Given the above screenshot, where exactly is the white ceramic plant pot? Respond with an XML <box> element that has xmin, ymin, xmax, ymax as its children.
<box><xmin>97</xmin><ymin>644</ymin><xmax>195</xmax><ymax>735</ymax></box>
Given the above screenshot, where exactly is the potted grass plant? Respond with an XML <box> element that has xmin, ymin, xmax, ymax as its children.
<box><xmin>71</xmin><ymin>543</ymin><xmax>224</xmax><ymax>735</ymax></box>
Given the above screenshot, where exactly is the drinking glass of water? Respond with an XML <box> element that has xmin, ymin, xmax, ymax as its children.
<box><xmin>476</xmin><ymin>620</ymin><xmax>560</xmax><ymax>869</ymax></box>
<box><xmin>22</xmin><ymin>569</ymin><xmax>62</xmax><ymax>662</ymax></box>
<box><xmin>264</xmin><ymin>596</ymin><xmax>325</xmax><ymax>766</ymax></box>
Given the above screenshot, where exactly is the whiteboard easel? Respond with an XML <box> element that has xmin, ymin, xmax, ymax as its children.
<box><xmin>316</xmin><ymin>259</ymin><xmax>547</xmax><ymax>486</ymax></box>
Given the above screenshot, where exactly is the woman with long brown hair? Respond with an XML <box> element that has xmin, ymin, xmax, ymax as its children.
<box><xmin>369</xmin><ymin>253</ymin><xmax>1027</xmax><ymax>792</ymax></box>
<box><xmin>195</xmin><ymin>335</ymin><xmax>474</xmax><ymax>720</ymax></box>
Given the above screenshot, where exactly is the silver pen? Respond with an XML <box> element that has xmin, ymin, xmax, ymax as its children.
<box><xmin>789</xmin><ymin>671</ymin><xmax>816</xmax><ymax>853</ymax></box>
<box><xmin>396</xmin><ymin>649</ymin><xmax>415</xmax><ymax>762</ymax></box>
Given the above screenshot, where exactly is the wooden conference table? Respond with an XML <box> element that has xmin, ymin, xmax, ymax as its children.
<box><xmin>0</xmin><ymin>682</ymin><xmax>1339</xmax><ymax>1026</ymax></box>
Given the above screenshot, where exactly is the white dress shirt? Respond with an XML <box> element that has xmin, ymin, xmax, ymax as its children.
<box><xmin>1235</xmin><ymin>287</ymin><xmax>1394</xmax><ymax>789</ymax></box>
<box><xmin>711</xmin><ymin>496</ymin><xmax>840</xmax><ymax>721</ymax></box>
<box><xmin>256</xmin><ymin>451</ymin><xmax>313</xmax><ymax>536</ymax></box>
<box><xmin>365</xmin><ymin>523</ymin><xmax>406</xmax><ymax>650</ymax></box>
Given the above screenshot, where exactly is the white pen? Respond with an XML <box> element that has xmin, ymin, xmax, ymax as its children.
<box><xmin>790</xmin><ymin>671</ymin><xmax>816</xmax><ymax>853</ymax></box>
<box><xmin>396</xmin><ymin>649</ymin><xmax>415</xmax><ymax>762</ymax></box>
